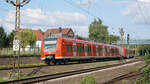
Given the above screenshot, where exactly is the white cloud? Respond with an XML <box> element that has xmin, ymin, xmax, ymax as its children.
<box><xmin>4</xmin><ymin>8</ymin><xmax>87</xmax><ymax>32</ymax></box>
<box><xmin>122</xmin><ymin>1</ymin><xmax>150</xmax><ymax>25</ymax></box>
<box><xmin>139</xmin><ymin>0</ymin><xmax>150</xmax><ymax>3</ymax></box>
<box><xmin>77</xmin><ymin>0</ymin><xmax>97</xmax><ymax>5</ymax></box>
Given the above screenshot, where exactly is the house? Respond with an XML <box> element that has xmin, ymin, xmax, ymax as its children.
<box><xmin>32</xmin><ymin>30</ymin><xmax>43</xmax><ymax>48</ymax></box>
<box><xmin>44</xmin><ymin>27</ymin><xmax>75</xmax><ymax>38</ymax></box>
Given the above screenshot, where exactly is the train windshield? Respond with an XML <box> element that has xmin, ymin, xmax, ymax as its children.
<box><xmin>44</xmin><ymin>38</ymin><xmax>57</xmax><ymax>52</ymax></box>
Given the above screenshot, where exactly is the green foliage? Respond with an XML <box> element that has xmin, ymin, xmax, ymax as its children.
<box><xmin>138</xmin><ymin>44</ymin><xmax>150</xmax><ymax>56</ymax></box>
<box><xmin>109</xmin><ymin>34</ymin><xmax>120</xmax><ymax>44</ymax></box>
<box><xmin>20</xmin><ymin>29</ymin><xmax>37</xmax><ymax>48</ymax></box>
<box><xmin>135</xmin><ymin>54</ymin><xmax>150</xmax><ymax>84</ymax></box>
<box><xmin>89</xmin><ymin>19</ymin><xmax>109</xmax><ymax>43</ymax></box>
<box><xmin>0</xmin><ymin>27</ymin><xmax>7</xmax><ymax>47</ymax></box>
<box><xmin>145</xmin><ymin>54</ymin><xmax>150</xmax><ymax>64</ymax></box>
<box><xmin>81</xmin><ymin>75</ymin><xmax>96</xmax><ymax>84</ymax></box>
<box><xmin>28</xmin><ymin>31</ymin><xmax>37</xmax><ymax>47</ymax></box>
<box><xmin>88</xmin><ymin>19</ymin><xmax>120</xmax><ymax>43</ymax></box>
<box><xmin>7</xmin><ymin>30</ymin><xmax>14</xmax><ymax>47</ymax></box>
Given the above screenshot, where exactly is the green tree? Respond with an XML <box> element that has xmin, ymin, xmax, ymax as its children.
<box><xmin>109</xmin><ymin>34</ymin><xmax>120</xmax><ymax>44</ymax></box>
<box><xmin>0</xmin><ymin>27</ymin><xmax>7</xmax><ymax>47</ymax></box>
<box><xmin>7</xmin><ymin>30</ymin><xmax>14</xmax><ymax>47</ymax></box>
<box><xmin>20</xmin><ymin>29</ymin><xmax>37</xmax><ymax>51</ymax></box>
<box><xmin>29</xmin><ymin>31</ymin><xmax>37</xmax><ymax>47</ymax></box>
<box><xmin>89</xmin><ymin>19</ymin><xmax>109</xmax><ymax>43</ymax></box>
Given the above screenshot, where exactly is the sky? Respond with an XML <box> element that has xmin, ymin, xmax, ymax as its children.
<box><xmin>0</xmin><ymin>0</ymin><xmax>150</xmax><ymax>40</ymax></box>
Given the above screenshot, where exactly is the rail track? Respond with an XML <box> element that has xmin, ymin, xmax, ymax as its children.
<box><xmin>0</xmin><ymin>58</ymin><xmax>131</xmax><ymax>71</ymax></box>
<box><xmin>0</xmin><ymin>59</ymin><xmax>142</xmax><ymax>84</ymax></box>
<box><xmin>102</xmin><ymin>71</ymin><xmax>143</xmax><ymax>84</ymax></box>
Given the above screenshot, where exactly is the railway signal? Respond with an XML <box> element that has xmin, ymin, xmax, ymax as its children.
<box><xmin>5</xmin><ymin>0</ymin><xmax>31</xmax><ymax>79</ymax></box>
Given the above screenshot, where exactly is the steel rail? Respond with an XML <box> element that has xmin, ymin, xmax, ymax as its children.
<box><xmin>103</xmin><ymin>71</ymin><xmax>143</xmax><ymax>84</ymax></box>
<box><xmin>0</xmin><ymin>60</ymin><xmax>142</xmax><ymax>84</ymax></box>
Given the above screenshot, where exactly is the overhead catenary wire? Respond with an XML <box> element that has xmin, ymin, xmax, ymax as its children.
<box><xmin>135</xmin><ymin>0</ymin><xmax>149</xmax><ymax>25</ymax></box>
<box><xmin>63</xmin><ymin>0</ymin><xmax>99</xmax><ymax>19</ymax></box>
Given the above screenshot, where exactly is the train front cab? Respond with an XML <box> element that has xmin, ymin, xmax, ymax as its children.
<box><xmin>41</xmin><ymin>37</ymin><xmax>63</xmax><ymax>65</ymax></box>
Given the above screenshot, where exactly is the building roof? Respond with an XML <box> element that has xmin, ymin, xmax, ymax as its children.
<box><xmin>44</xmin><ymin>28</ymin><xmax>74</xmax><ymax>38</ymax></box>
<box><xmin>32</xmin><ymin>30</ymin><xmax>43</xmax><ymax>40</ymax></box>
<box><xmin>20</xmin><ymin>28</ymin><xmax>43</xmax><ymax>40</ymax></box>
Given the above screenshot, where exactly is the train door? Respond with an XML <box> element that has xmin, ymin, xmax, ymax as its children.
<box><xmin>65</xmin><ymin>42</ymin><xmax>73</xmax><ymax>57</ymax></box>
<box><xmin>87</xmin><ymin>44</ymin><xmax>92</xmax><ymax>56</ymax></box>
<box><xmin>92</xmin><ymin>45</ymin><xmax>96</xmax><ymax>56</ymax></box>
<box><xmin>73</xmin><ymin>42</ymin><xmax>76</xmax><ymax>56</ymax></box>
<box><xmin>84</xmin><ymin>43</ymin><xmax>88</xmax><ymax>56</ymax></box>
<box><xmin>104</xmin><ymin>46</ymin><xmax>108</xmax><ymax>56</ymax></box>
<box><xmin>116</xmin><ymin>48</ymin><xmax>119</xmax><ymax>56</ymax></box>
<box><xmin>76</xmin><ymin>43</ymin><xmax>80</xmax><ymax>56</ymax></box>
<box><xmin>80</xmin><ymin>43</ymin><xmax>85</xmax><ymax>56</ymax></box>
<box><xmin>98</xmin><ymin>45</ymin><xmax>103</xmax><ymax>56</ymax></box>
<box><xmin>107</xmin><ymin>46</ymin><xmax>110</xmax><ymax>56</ymax></box>
<box><xmin>96</xmin><ymin>45</ymin><xmax>98</xmax><ymax>56</ymax></box>
<box><xmin>111</xmin><ymin>47</ymin><xmax>114</xmax><ymax>56</ymax></box>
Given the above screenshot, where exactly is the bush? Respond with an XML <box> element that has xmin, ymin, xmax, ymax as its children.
<box><xmin>134</xmin><ymin>54</ymin><xmax>150</xmax><ymax>84</ymax></box>
<box><xmin>81</xmin><ymin>75</ymin><xmax>96</xmax><ymax>84</ymax></box>
<box><xmin>145</xmin><ymin>54</ymin><xmax>150</xmax><ymax>64</ymax></box>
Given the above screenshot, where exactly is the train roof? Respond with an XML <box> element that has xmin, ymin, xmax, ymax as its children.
<box><xmin>61</xmin><ymin>37</ymin><xmax>120</xmax><ymax>48</ymax></box>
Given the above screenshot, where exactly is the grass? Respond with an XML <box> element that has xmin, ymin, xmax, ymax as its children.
<box><xmin>0</xmin><ymin>63</ymin><xmax>46</xmax><ymax>69</ymax></box>
<box><xmin>0</xmin><ymin>48</ymin><xmax>40</xmax><ymax>55</ymax></box>
<box><xmin>81</xmin><ymin>75</ymin><xmax>96</xmax><ymax>84</ymax></box>
<box><xmin>0</xmin><ymin>76</ymin><xmax>8</xmax><ymax>82</ymax></box>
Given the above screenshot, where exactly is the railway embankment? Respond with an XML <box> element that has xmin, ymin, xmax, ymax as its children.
<box><xmin>38</xmin><ymin>60</ymin><xmax>144</xmax><ymax>84</ymax></box>
<box><xmin>0</xmin><ymin>55</ymin><xmax>42</xmax><ymax>65</ymax></box>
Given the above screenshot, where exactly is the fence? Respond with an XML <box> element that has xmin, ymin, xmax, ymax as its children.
<box><xmin>0</xmin><ymin>47</ymin><xmax>41</xmax><ymax>56</ymax></box>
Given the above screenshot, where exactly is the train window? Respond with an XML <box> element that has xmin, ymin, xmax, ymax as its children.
<box><xmin>77</xmin><ymin>46</ymin><xmax>79</xmax><ymax>52</ymax></box>
<box><xmin>83</xmin><ymin>46</ymin><xmax>85</xmax><ymax>52</ymax></box>
<box><xmin>93</xmin><ymin>47</ymin><xmax>96</xmax><ymax>52</ymax></box>
<box><xmin>93</xmin><ymin>47</ymin><xmax>94</xmax><ymax>52</ymax></box>
<box><xmin>98</xmin><ymin>48</ymin><xmax>103</xmax><ymax>53</ymax></box>
<box><xmin>111</xmin><ymin>48</ymin><xmax>114</xmax><ymax>53</ymax></box>
<box><xmin>67</xmin><ymin>45</ymin><xmax>70</xmax><ymax>52</ymax></box>
<box><xmin>70</xmin><ymin>45</ymin><xmax>73</xmax><ymax>52</ymax></box>
<box><xmin>80</xmin><ymin>46</ymin><xmax>82</xmax><ymax>52</ymax></box>
<box><xmin>88</xmin><ymin>46</ymin><xmax>91</xmax><ymax>53</ymax></box>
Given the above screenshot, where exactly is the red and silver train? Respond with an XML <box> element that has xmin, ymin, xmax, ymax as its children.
<box><xmin>41</xmin><ymin>36</ymin><xmax>134</xmax><ymax>65</ymax></box>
